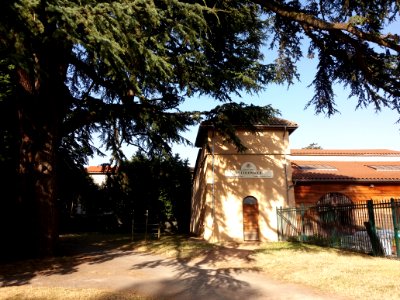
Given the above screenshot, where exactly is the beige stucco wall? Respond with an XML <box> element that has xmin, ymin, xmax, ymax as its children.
<box><xmin>190</xmin><ymin>128</ymin><xmax>295</xmax><ymax>242</ymax></box>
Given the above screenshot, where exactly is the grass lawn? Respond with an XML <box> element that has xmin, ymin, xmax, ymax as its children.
<box><xmin>1</xmin><ymin>233</ymin><xmax>400</xmax><ymax>300</ymax></box>
<box><xmin>252</xmin><ymin>242</ymin><xmax>400</xmax><ymax>300</ymax></box>
<box><xmin>134</xmin><ymin>235</ymin><xmax>400</xmax><ymax>300</ymax></box>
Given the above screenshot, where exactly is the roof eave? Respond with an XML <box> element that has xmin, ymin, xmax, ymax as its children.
<box><xmin>194</xmin><ymin>123</ymin><xmax>298</xmax><ymax>148</ymax></box>
<box><xmin>293</xmin><ymin>178</ymin><xmax>400</xmax><ymax>183</ymax></box>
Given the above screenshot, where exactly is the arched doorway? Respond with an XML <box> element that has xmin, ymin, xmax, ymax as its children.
<box><xmin>243</xmin><ymin>196</ymin><xmax>260</xmax><ymax>241</ymax></box>
<box><xmin>317</xmin><ymin>192</ymin><xmax>354</xmax><ymax>235</ymax></box>
<box><xmin>317</xmin><ymin>192</ymin><xmax>352</xmax><ymax>206</ymax></box>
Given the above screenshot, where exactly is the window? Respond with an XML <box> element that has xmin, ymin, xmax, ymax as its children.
<box><xmin>367</xmin><ymin>165</ymin><xmax>400</xmax><ymax>171</ymax></box>
<box><xmin>298</xmin><ymin>164</ymin><xmax>337</xmax><ymax>171</ymax></box>
<box><xmin>243</xmin><ymin>196</ymin><xmax>257</xmax><ymax>205</ymax></box>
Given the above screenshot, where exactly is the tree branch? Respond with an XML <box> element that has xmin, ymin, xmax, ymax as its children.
<box><xmin>253</xmin><ymin>0</ymin><xmax>400</xmax><ymax>52</ymax></box>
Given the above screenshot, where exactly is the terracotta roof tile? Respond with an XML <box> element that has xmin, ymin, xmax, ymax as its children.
<box><xmin>292</xmin><ymin>160</ymin><xmax>400</xmax><ymax>182</ymax></box>
<box><xmin>86</xmin><ymin>165</ymin><xmax>116</xmax><ymax>174</ymax></box>
<box><xmin>291</xmin><ymin>149</ymin><xmax>400</xmax><ymax>156</ymax></box>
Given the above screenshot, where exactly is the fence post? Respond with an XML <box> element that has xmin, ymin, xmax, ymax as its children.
<box><xmin>145</xmin><ymin>210</ymin><xmax>149</xmax><ymax>242</ymax></box>
<box><xmin>390</xmin><ymin>199</ymin><xmax>400</xmax><ymax>257</ymax></box>
<box><xmin>300</xmin><ymin>203</ymin><xmax>305</xmax><ymax>242</ymax></box>
<box><xmin>276</xmin><ymin>207</ymin><xmax>280</xmax><ymax>241</ymax></box>
<box><xmin>278</xmin><ymin>207</ymin><xmax>284</xmax><ymax>241</ymax></box>
<box><xmin>365</xmin><ymin>200</ymin><xmax>384</xmax><ymax>256</ymax></box>
<box><xmin>131</xmin><ymin>209</ymin><xmax>135</xmax><ymax>242</ymax></box>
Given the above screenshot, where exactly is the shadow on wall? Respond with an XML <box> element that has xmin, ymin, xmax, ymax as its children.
<box><xmin>192</xmin><ymin>128</ymin><xmax>293</xmax><ymax>242</ymax></box>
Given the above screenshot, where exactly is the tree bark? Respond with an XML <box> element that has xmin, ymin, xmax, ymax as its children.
<box><xmin>16</xmin><ymin>86</ymin><xmax>59</xmax><ymax>257</ymax></box>
<box><xmin>14</xmin><ymin>41</ymin><xmax>69</xmax><ymax>257</ymax></box>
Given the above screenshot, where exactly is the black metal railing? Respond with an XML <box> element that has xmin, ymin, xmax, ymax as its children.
<box><xmin>277</xmin><ymin>199</ymin><xmax>400</xmax><ymax>257</ymax></box>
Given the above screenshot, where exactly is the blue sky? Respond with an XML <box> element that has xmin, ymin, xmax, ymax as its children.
<box><xmin>176</xmin><ymin>98</ymin><xmax>400</xmax><ymax>167</ymax></box>
<box><xmin>88</xmin><ymin>22</ymin><xmax>400</xmax><ymax>168</ymax></box>
<box><xmin>171</xmin><ymin>67</ymin><xmax>400</xmax><ymax>167</ymax></box>
<box><xmin>171</xmin><ymin>19</ymin><xmax>400</xmax><ymax>167</ymax></box>
<box><xmin>88</xmin><ymin>55</ymin><xmax>400</xmax><ymax>167</ymax></box>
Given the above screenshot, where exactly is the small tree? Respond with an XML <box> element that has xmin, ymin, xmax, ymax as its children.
<box><xmin>106</xmin><ymin>152</ymin><xmax>192</xmax><ymax>234</ymax></box>
<box><xmin>303</xmin><ymin>143</ymin><xmax>323</xmax><ymax>149</ymax></box>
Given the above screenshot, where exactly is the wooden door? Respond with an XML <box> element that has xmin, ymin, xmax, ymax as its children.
<box><xmin>243</xmin><ymin>196</ymin><xmax>260</xmax><ymax>241</ymax></box>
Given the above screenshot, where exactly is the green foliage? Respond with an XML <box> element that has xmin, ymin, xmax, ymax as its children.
<box><xmin>104</xmin><ymin>152</ymin><xmax>192</xmax><ymax>233</ymax></box>
<box><xmin>1</xmin><ymin>0</ymin><xmax>399</xmax><ymax>164</ymax></box>
<box><xmin>57</xmin><ymin>159</ymin><xmax>104</xmax><ymax>233</ymax></box>
<box><xmin>0</xmin><ymin>61</ymin><xmax>14</xmax><ymax>100</ymax></box>
<box><xmin>0</xmin><ymin>0</ymin><xmax>273</xmax><ymax>164</ymax></box>
<box><xmin>256</xmin><ymin>0</ymin><xmax>400</xmax><ymax>116</ymax></box>
<box><xmin>2</xmin><ymin>0</ymin><xmax>399</xmax><ymax>163</ymax></box>
<box><xmin>0</xmin><ymin>59</ymin><xmax>17</xmax><ymax>164</ymax></box>
<box><xmin>61</xmin><ymin>0</ymin><xmax>272</xmax><ymax>158</ymax></box>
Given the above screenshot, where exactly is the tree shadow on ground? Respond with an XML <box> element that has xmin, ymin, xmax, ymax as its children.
<box><xmin>1</xmin><ymin>233</ymin><xmax>266</xmax><ymax>300</ymax></box>
<box><xmin>0</xmin><ymin>233</ymin><xmax>137</xmax><ymax>287</ymax></box>
<box><xmin>0</xmin><ymin>234</ymin><xmax>364</xmax><ymax>300</ymax></box>
<box><xmin>113</xmin><ymin>237</ymin><xmax>264</xmax><ymax>300</ymax></box>
<box><xmin>126</xmin><ymin>257</ymin><xmax>262</xmax><ymax>299</ymax></box>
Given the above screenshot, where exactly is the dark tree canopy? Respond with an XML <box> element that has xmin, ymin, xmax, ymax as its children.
<box><xmin>253</xmin><ymin>0</ymin><xmax>400</xmax><ymax>115</ymax></box>
<box><xmin>112</xmin><ymin>152</ymin><xmax>192</xmax><ymax>234</ymax></box>
<box><xmin>0</xmin><ymin>0</ymin><xmax>399</xmax><ymax>257</ymax></box>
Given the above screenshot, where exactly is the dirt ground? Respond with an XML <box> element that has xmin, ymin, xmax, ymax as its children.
<box><xmin>0</xmin><ymin>236</ymin><xmax>349</xmax><ymax>300</ymax></box>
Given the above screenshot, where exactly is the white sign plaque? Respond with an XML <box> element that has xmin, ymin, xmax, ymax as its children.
<box><xmin>225</xmin><ymin>162</ymin><xmax>273</xmax><ymax>178</ymax></box>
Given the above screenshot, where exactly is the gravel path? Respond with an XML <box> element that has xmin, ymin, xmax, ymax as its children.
<box><xmin>1</xmin><ymin>244</ymin><xmax>349</xmax><ymax>300</ymax></box>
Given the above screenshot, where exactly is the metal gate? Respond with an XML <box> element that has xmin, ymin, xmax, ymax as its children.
<box><xmin>277</xmin><ymin>199</ymin><xmax>400</xmax><ymax>257</ymax></box>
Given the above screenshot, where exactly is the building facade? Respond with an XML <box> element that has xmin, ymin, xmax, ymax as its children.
<box><xmin>190</xmin><ymin>119</ymin><xmax>298</xmax><ymax>242</ymax></box>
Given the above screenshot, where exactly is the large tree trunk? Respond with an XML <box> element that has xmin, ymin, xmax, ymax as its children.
<box><xmin>18</xmin><ymin>107</ymin><xmax>59</xmax><ymax>257</ymax></box>
<box><xmin>16</xmin><ymin>84</ymin><xmax>60</xmax><ymax>257</ymax></box>
<box><xmin>14</xmin><ymin>41</ymin><xmax>69</xmax><ymax>258</ymax></box>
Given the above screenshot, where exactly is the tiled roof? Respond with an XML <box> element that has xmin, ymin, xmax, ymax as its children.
<box><xmin>256</xmin><ymin>117</ymin><xmax>298</xmax><ymax>128</ymax></box>
<box><xmin>200</xmin><ymin>117</ymin><xmax>298</xmax><ymax>127</ymax></box>
<box><xmin>86</xmin><ymin>165</ymin><xmax>116</xmax><ymax>174</ymax></box>
<box><xmin>292</xmin><ymin>160</ymin><xmax>400</xmax><ymax>182</ymax></box>
<box><xmin>291</xmin><ymin>149</ymin><xmax>400</xmax><ymax>156</ymax></box>
<box><xmin>195</xmin><ymin>117</ymin><xmax>298</xmax><ymax>147</ymax></box>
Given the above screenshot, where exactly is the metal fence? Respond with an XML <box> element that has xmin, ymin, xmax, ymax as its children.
<box><xmin>277</xmin><ymin>199</ymin><xmax>400</xmax><ymax>257</ymax></box>
<box><xmin>131</xmin><ymin>209</ymin><xmax>161</xmax><ymax>241</ymax></box>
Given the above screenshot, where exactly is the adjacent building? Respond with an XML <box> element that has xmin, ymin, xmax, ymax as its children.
<box><xmin>86</xmin><ymin>165</ymin><xmax>116</xmax><ymax>186</ymax></box>
<box><xmin>291</xmin><ymin>149</ymin><xmax>400</xmax><ymax>205</ymax></box>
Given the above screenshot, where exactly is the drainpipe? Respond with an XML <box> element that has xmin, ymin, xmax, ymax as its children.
<box><xmin>283</xmin><ymin>126</ymin><xmax>290</xmax><ymax>205</ymax></box>
<box><xmin>211</xmin><ymin>126</ymin><xmax>216</xmax><ymax>240</ymax></box>
<box><xmin>284</xmin><ymin>162</ymin><xmax>290</xmax><ymax>205</ymax></box>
